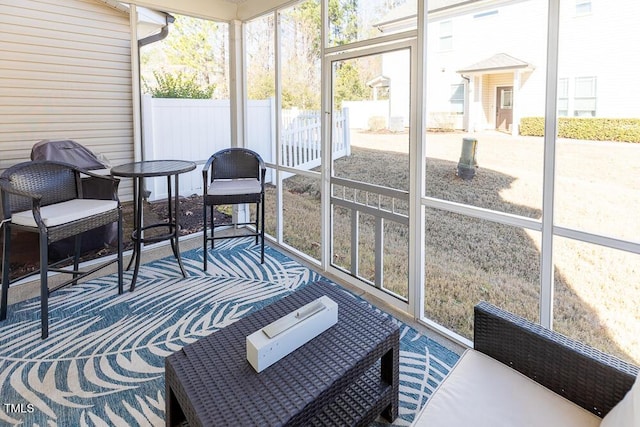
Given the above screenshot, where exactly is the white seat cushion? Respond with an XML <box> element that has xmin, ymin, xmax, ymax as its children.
<box><xmin>11</xmin><ymin>199</ymin><xmax>118</xmax><ymax>228</ymax></box>
<box><xmin>600</xmin><ymin>374</ymin><xmax>639</xmax><ymax>427</ymax></box>
<box><xmin>412</xmin><ymin>349</ymin><xmax>601</xmax><ymax>427</ymax></box>
<box><xmin>207</xmin><ymin>179</ymin><xmax>261</xmax><ymax>196</ymax></box>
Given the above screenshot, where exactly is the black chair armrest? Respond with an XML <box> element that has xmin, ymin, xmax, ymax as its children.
<box><xmin>474</xmin><ymin>301</ymin><xmax>638</xmax><ymax>417</ymax></box>
<box><xmin>202</xmin><ymin>155</ymin><xmax>215</xmax><ymax>189</ymax></box>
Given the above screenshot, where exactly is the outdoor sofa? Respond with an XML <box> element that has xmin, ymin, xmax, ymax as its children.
<box><xmin>413</xmin><ymin>301</ymin><xmax>639</xmax><ymax>426</ymax></box>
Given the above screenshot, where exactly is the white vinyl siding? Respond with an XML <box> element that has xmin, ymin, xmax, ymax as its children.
<box><xmin>0</xmin><ymin>0</ymin><xmax>134</xmax><ymax>174</ymax></box>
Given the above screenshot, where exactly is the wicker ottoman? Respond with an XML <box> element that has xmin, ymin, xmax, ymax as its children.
<box><xmin>165</xmin><ymin>281</ymin><xmax>399</xmax><ymax>426</ymax></box>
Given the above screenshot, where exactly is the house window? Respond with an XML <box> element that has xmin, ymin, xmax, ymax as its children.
<box><xmin>450</xmin><ymin>84</ymin><xmax>464</xmax><ymax>114</ymax></box>
<box><xmin>473</xmin><ymin>10</ymin><xmax>498</xmax><ymax>19</ymax></box>
<box><xmin>439</xmin><ymin>20</ymin><xmax>453</xmax><ymax>51</ymax></box>
<box><xmin>557</xmin><ymin>78</ymin><xmax>568</xmax><ymax>116</ymax></box>
<box><xmin>500</xmin><ymin>89</ymin><xmax>513</xmax><ymax>109</ymax></box>
<box><xmin>574</xmin><ymin>76</ymin><xmax>596</xmax><ymax>117</ymax></box>
<box><xmin>576</xmin><ymin>0</ymin><xmax>592</xmax><ymax>16</ymax></box>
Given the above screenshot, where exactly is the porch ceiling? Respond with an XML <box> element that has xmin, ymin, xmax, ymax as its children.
<box><xmin>133</xmin><ymin>0</ymin><xmax>291</xmax><ymax>21</ymax></box>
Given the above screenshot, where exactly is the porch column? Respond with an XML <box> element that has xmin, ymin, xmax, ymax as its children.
<box><xmin>471</xmin><ymin>75</ymin><xmax>483</xmax><ymax>132</ymax></box>
<box><xmin>464</xmin><ymin>76</ymin><xmax>475</xmax><ymax>132</ymax></box>
<box><xmin>512</xmin><ymin>70</ymin><xmax>521</xmax><ymax>136</ymax></box>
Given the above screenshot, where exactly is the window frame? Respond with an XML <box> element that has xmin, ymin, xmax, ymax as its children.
<box><xmin>573</xmin><ymin>76</ymin><xmax>597</xmax><ymax>117</ymax></box>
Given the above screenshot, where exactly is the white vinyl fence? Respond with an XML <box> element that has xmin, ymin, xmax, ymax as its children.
<box><xmin>280</xmin><ymin>107</ymin><xmax>350</xmax><ymax>179</ymax></box>
<box><xmin>141</xmin><ymin>95</ymin><xmax>350</xmax><ymax>200</ymax></box>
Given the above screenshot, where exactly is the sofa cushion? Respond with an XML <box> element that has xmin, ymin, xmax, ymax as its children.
<box><xmin>412</xmin><ymin>349</ymin><xmax>601</xmax><ymax>427</ymax></box>
<box><xmin>600</xmin><ymin>374</ymin><xmax>639</xmax><ymax>427</ymax></box>
<box><xmin>12</xmin><ymin>199</ymin><xmax>118</xmax><ymax>228</ymax></box>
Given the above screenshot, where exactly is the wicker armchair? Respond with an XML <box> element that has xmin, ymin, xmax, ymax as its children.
<box><xmin>202</xmin><ymin>148</ymin><xmax>266</xmax><ymax>269</ymax></box>
<box><xmin>0</xmin><ymin>160</ymin><xmax>124</xmax><ymax>338</ymax></box>
<box><xmin>412</xmin><ymin>301</ymin><xmax>639</xmax><ymax>426</ymax></box>
<box><xmin>473</xmin><ymin>301</ymin><xmax>638</xmax><ymax>417</ymax></box>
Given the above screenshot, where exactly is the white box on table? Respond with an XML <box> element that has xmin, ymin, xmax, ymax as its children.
<box><xmin>246</xmin><ymin>296</ymin><xmax>338</xmax><ymax>373</ymax></box>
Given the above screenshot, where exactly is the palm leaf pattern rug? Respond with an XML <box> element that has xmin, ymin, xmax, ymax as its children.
<box><xmin>0</xmin><ymin>238</ymin><xmax>459</xmax><ymax>426</ymax></box>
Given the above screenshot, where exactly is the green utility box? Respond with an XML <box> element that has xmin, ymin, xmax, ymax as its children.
<box><xmin>457</xmin><ymin>137</ymin><xmax>478</xmax><ymax>180</ymax></box>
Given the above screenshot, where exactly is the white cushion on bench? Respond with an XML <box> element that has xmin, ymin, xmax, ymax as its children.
<box><xmin>208</xmin><ymin>179</ymin><xmax>261</xmax><ymax>196</ymax></box>
<box><xmin>413</xmin><ymin>349</ymin><xmax>601</xmax><ymax>427</ymax></box>
<box><xmin>600</xmin><ymin>374</ymin><xmax>639</xmax><ymax>427</ymax></box>
<box><xmin>12</xmin><ymin>199</ymin><xmax>118</xmax><ymax>228</ymax></box>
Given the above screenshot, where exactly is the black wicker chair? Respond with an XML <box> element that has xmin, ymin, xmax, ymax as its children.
<box><xmin>202</xmin><ymin>148</ymin><xmax>266</xmax><ymax>269</ymax></box>
<box><xmin>0</xmin><ymin>160</ymin><xmax>124</xmax><ymax>338</ymax></box>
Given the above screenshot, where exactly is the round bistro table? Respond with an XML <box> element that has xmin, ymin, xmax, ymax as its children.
<box><xmin>111</xmin><ymin>160</ymin><xmax>197</xmax><ymax>291</ymax></box>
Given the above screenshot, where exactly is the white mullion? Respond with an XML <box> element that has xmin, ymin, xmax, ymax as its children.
<box><xmin>230</xmin><ymin>20</ymin><xmax>248</xmax><ymax>223</ymax></box>
<box><xmin>321</xmin><ymin>0</ymin><xmax>331</xmax><ymax>271</ymax></box>
<box><xmin>411</xmin><ymin>0</ymin><xmax>427</xmax><ymax>320</ymax></box>
<box><xmin>540</xmin><ymin>0</ymin><xmax>561</xmax><ymax>329</ymax></box>
<box><xmin>275</xmin><ymin>11</ymin><xmax>284</xmax><ymax>243</ymax></box>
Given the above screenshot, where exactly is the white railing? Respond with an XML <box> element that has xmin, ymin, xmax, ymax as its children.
<box><xmin>280</xmin><ymin>108</ymin><xmax>350</xmax><ymax>177</ymax></box>
<box><xmin>141</xmin><ymin>95</ymin><xmax>350</xmax><ymax>200</ymax></box>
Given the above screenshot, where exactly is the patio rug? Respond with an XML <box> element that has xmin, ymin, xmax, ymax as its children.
<box><xmin>0</xmin><ymin>238</ymin><xmax>459</xmax><ymax>426</ymax></box>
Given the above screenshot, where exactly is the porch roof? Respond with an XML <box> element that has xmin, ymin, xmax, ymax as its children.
<box><xmin>457</xmin><ymin>53</ymin><xmax>535</xmax><ymax>75</ymax></box>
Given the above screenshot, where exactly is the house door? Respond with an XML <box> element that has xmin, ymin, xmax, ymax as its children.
<box><xmin>496</xmin><ymin>86</ymin><xmax>513</xmax><ymax>132</ymax></box>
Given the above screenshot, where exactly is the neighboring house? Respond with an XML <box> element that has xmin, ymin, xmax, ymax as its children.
<box><xmin>0</xmin><ymin>0</ymin><xmax>169</xmax><ymax>176</ymax></box>
<box><xmin>377</xmin><ymin>0</ymin><xmax>640</xmax><ymax>134</ymax></box>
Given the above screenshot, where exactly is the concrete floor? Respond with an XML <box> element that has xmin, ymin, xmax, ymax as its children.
<box><xmin>6</xmin><ymin>230</ymin><xmax>466</xmax><ymax>355</ymax></box>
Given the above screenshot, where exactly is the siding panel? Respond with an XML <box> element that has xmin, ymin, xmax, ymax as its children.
<box><xmin>0</xmin><ymin>0</ymin><xmax>134</xmax><ymax>175</ymax></box>
<box><xmin>0</xmin><ymin>24</ymin><xmax>130</xmax><ymax>56</ymax></box>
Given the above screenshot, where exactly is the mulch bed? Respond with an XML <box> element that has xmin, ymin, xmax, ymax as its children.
<box><xmin>1</xmin><ymin>195</ymin><xmax>229</xmax><ymax>281</ymax></box>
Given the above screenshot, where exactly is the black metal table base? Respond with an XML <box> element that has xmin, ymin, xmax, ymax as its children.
<box><xmin>111</xmin><ymin>160</ymin><xmax>196</xmax><ymax>291</ymax></box>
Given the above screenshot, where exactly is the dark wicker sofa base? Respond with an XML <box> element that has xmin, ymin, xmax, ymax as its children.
<box><xmin>474</xmin><ymin>301</ymin><xmax>638</xmax><ymax>418</ymax></box>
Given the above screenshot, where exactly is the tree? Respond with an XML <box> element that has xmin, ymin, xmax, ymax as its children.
<box><xmin>246</xmin><ymin>14</ymin><xmax>276</xmax><ymax>101</ymax></box>
<box><xmin>328</xmin><ymin>0</ymin><xmax>358</xmax><ymax>46</ymax></box>
<box><xmin>143</xmin><ymin>70</ymin><xmax>215</xmax><ymax>99</ymax></box>
<box><xmin>141</xmin><ymin>14</ymin><xmax>229</xmax><ymax>99</ymax></box>
<box><xmin>333</xmin><ymin>62</ymin><xmax>371</xmax><ymax>110</ymax></box>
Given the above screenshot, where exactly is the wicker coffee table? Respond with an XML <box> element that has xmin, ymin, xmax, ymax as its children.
<box><xmin>165</xmin><ymin>281</ymin><xmax>399</xmax><ymax>426</ymax></box>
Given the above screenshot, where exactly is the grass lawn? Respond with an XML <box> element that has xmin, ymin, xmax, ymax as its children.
<box><xmin>264</xmin><ymin>130</ymin><xmax>640</xmax><ymax>365</ymax></box>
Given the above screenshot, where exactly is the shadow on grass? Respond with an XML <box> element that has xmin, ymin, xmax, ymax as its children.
<box><xmin>331</xmin><ymin>146</ymin><xmax>633</xmax><ymax>364</ymax></box>
<box><xmin>430</xmin><ymin>157</ymin><xmax>635</xmax><ymax>364</ymax></box>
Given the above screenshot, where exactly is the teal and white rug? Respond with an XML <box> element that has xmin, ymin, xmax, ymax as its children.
<box><xmin>0</xmin><ymin>238</ymin><xmax>459</xmax><ymax>426</ymax></box>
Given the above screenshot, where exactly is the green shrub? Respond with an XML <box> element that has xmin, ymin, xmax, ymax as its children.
<box><xmin>143</xmin><ymin>70</ymin><xmax>215</xmax><ymax>99</ymax></box>
<box><xmin>520</xmin><ymin>117</ymin><xmax>640</xmax><ymax>143</ymax></box>
<box><xmin>519</xmin><ymin>117</ymin><xmax>545</xmax><ymax>136</ymax></box>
